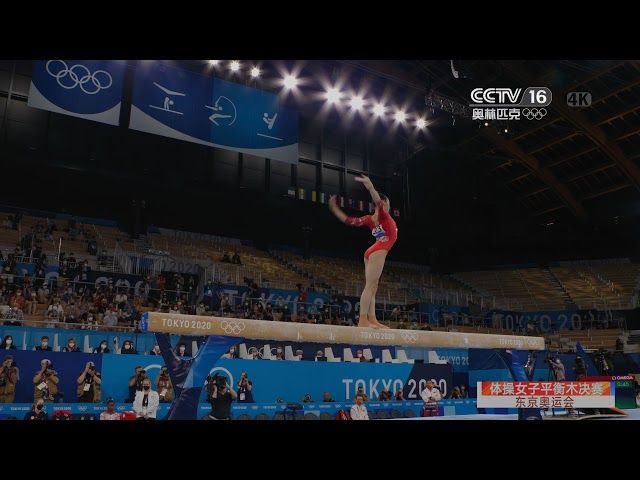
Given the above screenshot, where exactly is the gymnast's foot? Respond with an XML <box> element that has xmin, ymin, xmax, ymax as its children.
<box><xmin>369</xmin><ymin>318</ymin><xmax>390</xmax><ymax>329</ymax></box>
<box><xmin>358</xmin><ymin>315</ymin><xmax>380</xmax><ymax>329</ymax></box>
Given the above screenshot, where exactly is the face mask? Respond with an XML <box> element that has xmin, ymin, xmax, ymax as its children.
<box><xmin>124</xmin><ymin>345</ymin><xmax>130</xmax><ymax>349</ymax></box>
<box><xmin>154</xmin><ymin>346</ymin><xmax>160</xmax><ymax>351</ymax></box>
<box><xmin>357</xmin><ymin>353</ymin><xmax>362</xmax><ymax>357</ymax></box>
<box><xmin>101</xmin><ymin>344</ymin><xmax>107</xmax><ymax>349</ymax></box>
<box><xmin>12</xmin><ymin>307</ymin><xmax>17</xmax><ymax>311</ymax></box>
<box><xmin>88</xmin><ymin>317</ymin><xmax>93</xmax><ymax>321</ymax></box>
<box><xmin>42</xmin><ymin>342</ymin><xmax>48</xmax><ymax>347</ymax></box>
<box><xmin>69</xmin><ymin>343</ymin><xmax>75</xmax><ymax>348</ymax></box>
<box><xmin>6</xmin><ymin>340</ymin><xmax>12</xmax><ymax>345</ymax></box>
<box><xmin>179</xmin><ymin>347</ymin><xmax>185</xmax><ymax>352</ymax></box>
<box><xmin>277</xmin><ymin>348</ymin><xmax>282</xmax><ymax>353</ymax></box>
<box><xmin>143</xmin><ymin>385</ymin><xmax>150</xmax><ymax>391</ymax></box>
<box><xmin>36</xmin><ymin>404</ymin><xmax>43</xmax><ymax>410</ymax></box>
<box><xmin>356</xmin><ymin>400</ymin><xmax>363</xmax><ymax>405</ymax></box>
<box><xmin>16</xmin><ymin>293</ymin><xmax>21</xmax><ymax>296</ymax></box>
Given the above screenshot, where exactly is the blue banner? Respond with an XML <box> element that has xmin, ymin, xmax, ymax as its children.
<box><xmin>130</xmin><ymin>61</ymin><xmax>298</xmax><ymax>163</ymax></box>
<box><xmin>0</xmin><ymin>349</ymin><xmax>453</xmax><ymax>405</ymax></box>
<box><xmin>28</xmin><ymin>60</ymin><xmax>127</xmax><ymax>126</ymax></box>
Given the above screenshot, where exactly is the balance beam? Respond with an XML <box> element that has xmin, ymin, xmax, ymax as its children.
<box><xmin>141</xmin><ymin>312</ymin><xmax>545</xmax><ymax>350</ymax></box>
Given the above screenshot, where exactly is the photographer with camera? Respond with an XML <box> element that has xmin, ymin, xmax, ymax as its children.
<box><xmin>126</xmin><ymin>365</ymin><xmax>148</xmax><ymax>403</ymax></box>
<box><xmin>378</xmin><ymin>387</ymin><xmax>392</xmax><ymax>401</ymax></box>
<box><xmin>33</xmin><ymin>358</ymin><xmax>59</xmax><ymax>403</ymax></box>
<box><xmin>0</xmin><ymin>355</ymin><xmax>19</xmax><ymax>403</ymax></box>
<box><xmin>548</xmin><ymin>355</ymin><xmax>566</xmax><ymax>381</ymax></box>
<box><xmin>208</xmin><ymin>374</ymin><xmax>237</xmax><ymax>420</ymax></box>
<box><xmin>154</xmin><ymin>366</ymin><xmax>174</xmax><ymax>403</ymax></box>
<box><xmin>77</xmin><ymin>361</ymin><xmax>102</xmax><ymax>403</ymax></box>
<box><xmin>572</xmin><ymin>355</ymin><xmax>587</xmax><ymax>380</ymax></box>
<box><xmin>237</xmin><ymin>371</ymin><xmax>255</xmax><ymax>403</ymax></box>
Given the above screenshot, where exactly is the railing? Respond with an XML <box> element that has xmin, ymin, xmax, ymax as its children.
<box><xmin>206</xmin><ymin>262</ymin><xmax>262</xmax><ymax>287</ymax></box>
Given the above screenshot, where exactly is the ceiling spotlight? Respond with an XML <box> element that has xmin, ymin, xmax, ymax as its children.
<box><xmin>395</xmin><ymin>110</ymin><xmax>406</xmax><ymax>123</ymax></box>
<box><xmin>229</xmin><ymin>61</ymin><xmax>240</xmax><ymax>72</ymax></box>
<box><xmin>209</xmin><ymin>60</ymin><xmax>219</xmax><ymax>66</ymax></box>
<box><xmin>326</xmin><ymin>87</ymin><xmax>341</xmax><ymax>103</ymax></box>
<box><xmin>372</xmin><ymin>103</ymin><xmax>385</xmax><ymax>116</ymax></box>
<box><xmin>416</xmin><ymin>118</ymin><xmax>426</xmax><ymax>129</ymax></box>
<box><xmin>283</xmin><ymin>74</ymin><xmax>297</xmax><ymax>89</ymax></box>
<box><xmin>350</xmin><ymin>96</ymin><xmax>364</xmax><ymax>110</ymax></box>
<box><xmin>250</xmin><ymin>67</ymin><xmax>260</xmax><ymax>77</ymax></box>
<box><xmin>484</xmin><ymin>121</ymin><xmax>489</xmax><ymax>127</ymax></box>
<box><xmin>504</xmin><ymin>127</ymin><xmax>508</xmax><ymax>133</ymax></box>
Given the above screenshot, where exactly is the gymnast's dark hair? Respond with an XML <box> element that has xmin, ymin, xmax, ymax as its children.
<box><xmin>376</xmin><ymin>193</ymin><xmax>390</xmax><ymax>208</ymax></box>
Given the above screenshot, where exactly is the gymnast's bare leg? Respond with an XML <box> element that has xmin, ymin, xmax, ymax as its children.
<box><xmin>359</xmin><ymin>250</ymin><xmax>389</xmax><ymax>329</ymax></box>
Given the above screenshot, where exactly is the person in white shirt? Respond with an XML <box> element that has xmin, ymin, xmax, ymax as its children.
<box><xmin>420</xmin><ymin>380</ymin><xmax>442</xmax><ymax>403</ymax></box>
<box><xmin>133</xmin><ymin>378</ymin><xmax>160</xmax><ymax>420</ymax></box>
<box><xmin>350</xmin><ymin>394</ymin><xmax>369</xmax><ymax>420</ymax></box>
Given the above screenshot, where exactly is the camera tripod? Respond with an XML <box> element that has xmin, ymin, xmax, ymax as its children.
<box><xmin>545</xmin><ymin>359</ymin><xmax>557</xmax><ymax>417</ymax></box>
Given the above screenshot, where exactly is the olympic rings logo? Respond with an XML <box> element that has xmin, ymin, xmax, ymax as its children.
<box><xmin>77</xmin><ymin>406</ymin><xmax>87</xmax><ymax>412</ymax></box>
<box><xmin>521</xmin><ymin>107</ymin><xmax>547</xmax><ymax>120</ymax></box>
<box><xmin>400</xmin><ymin>332</ymin><xmax>418</xmax><ymax>343</ymax></box>
<box><xmin>220</xmin><ymin>320</ymin><xmax>246</xmax><ymax>335</ymax></box>
<box><xmin>526</xmin><ymin>337</ymin><xmax>540</xmax><ymax>348</ymax></box>
<box><xmin>46</xmin><ymin>60</ymin><xmax>113</xmax><ymax>95</ymax></box>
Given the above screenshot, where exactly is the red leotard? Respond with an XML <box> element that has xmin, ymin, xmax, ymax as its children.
<box><xmin>344</xmin><ymin>200</ymin><xmax>398</xmax><ymax>260</ymax></box>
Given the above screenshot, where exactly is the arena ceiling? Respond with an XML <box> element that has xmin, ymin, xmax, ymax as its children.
<box><xmin>340</xmin><ymin>60</ymin><xmax>640</xmax><ymax>229</ymax></box>
<box><xmin>180</xmin><ymin>59</ymin><xmax>640</xmax><ymax>233</ymax></box>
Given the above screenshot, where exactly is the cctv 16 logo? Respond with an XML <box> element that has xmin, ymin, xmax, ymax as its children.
<box><xmin>470</xmin><ymin>87</ymin><xmax>552</xmax><ymax>107</ymax></box>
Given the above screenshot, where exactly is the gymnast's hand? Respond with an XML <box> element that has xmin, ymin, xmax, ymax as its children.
<box><xmin>355</xmin><ymin>175</ymin><xmax>373</xmax><ymax>190</ymax></box>
<box><xmin>329</xmin><ymin>195</ymin><xmax>337</xmax><ymax>209</ymax></box>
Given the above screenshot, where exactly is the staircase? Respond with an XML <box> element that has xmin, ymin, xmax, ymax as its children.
<box><xmin>541</xmin><ymin>266</ymin><xmax>577</xmax><ymax>309</ymax></box>
<box><xmin>133</xmin><ymin>234</ymin><xmax>154</xmax><ymax>254</ymax></box>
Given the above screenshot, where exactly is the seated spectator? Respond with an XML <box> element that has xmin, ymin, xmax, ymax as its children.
<box><xmin>302</xmin><ymin>393</ymin><xmax>314</xmax><ymax>403</ymax></box>
<box><xmin>354</xmin><ymin>349</ymin><xmax>366</xmax><ymax>362</ymax></box>
<box><xmin>120</xmin><ymin>339</ymin><xmax>136</xmax><ymax>354</ymax></box>
<box><xmin>34</xmin><ymin>335</ymin><xmax>53</xmax><ymax>351</ymax></box>
<box><xmin>275</xmin><ymin>346</ymin><xmax>285</xmax><ymax>360</ymax></box>
<box><xmin>295</xmin><ymin>349</ymin><xmax>304</xmax><ymax>360</ymax></box>
<box><xmin>231</xmin><ymin>251</ymin><xmax>242</xmax><ymax>265</ymax></box>
<box><xmin>315</xmin><ymin>350</ymin><xmax>325</xmax><ymax>361</ymax></box>
<box><xmin>3</xmin><ymin>304</ymin><xmax>24</xmax><ymax>326</ymax></box>
<box><xmin>62</xmin><ymin>337</ymin><xmax>81</xmax><ymax>353</ymax></box>
<box><xmin>322</xmin><ymin>391</ymin><xmax>335</xmax><ymax>402</ymax></box>
<box><xmin>1</xmin><ymin>336</ymin><xmax>17</xmax><ymax>350</ymax></box>
<box><xmin>281</xmin><ymin>304</ymin><xmax>292</xmax><ymax>322</ymax></box>
<box><xmin>25</xmin><ymin>290</ymin><xmax>38</xmax><ymax>316</ymax></box>
<box><xmin>102</xmin><ymin>309</ymin><xmax>118</xmax><ymax>332</ymax></box>
<box><xmin>222</xmin><ymin>252</ymin><xmax>231</xmax><ymax>263</ymax></box>
<box><xmin>149</xmin><ymin>342</ymin><xmax>161</xmax><ymax>356</ymax></box>
<box><xmin>93</xmin><ymin>340</ymin><xmax>110</xmax><ymax>354</ymax></box>
<box><xmin>176</xmin><ymin>341</ymin><xmax>188</xmax><ymax>357</ymax></box>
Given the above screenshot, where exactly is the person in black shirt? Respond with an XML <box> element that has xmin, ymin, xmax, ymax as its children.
<box><xmin>208</xmin><ymin>379</ymin><xmax>237</xmax><ymax>420</ymax></box>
